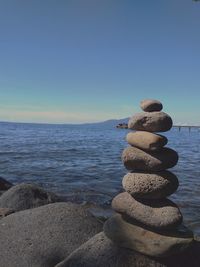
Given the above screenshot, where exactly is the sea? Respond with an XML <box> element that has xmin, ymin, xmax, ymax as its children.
<box><xmin>0</xmin><ymin>121</ymin><xmax>199</xmax><ymax>238</ymax></box>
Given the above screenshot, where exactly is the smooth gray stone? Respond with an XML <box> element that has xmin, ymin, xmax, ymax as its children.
<box><xmin>0</xmin><ymin>202</ymin><xmax>102</xmax><ymax>267</ymax></box>
<box><xmin>122</xmin><ymin>146</ymin><xmax>178</xmax><ymax>171</ymax></box>
<box><xmin>55</xmin><ymin>231</ymin><xmax>199</xmax><ymax>267</ymax></box>
<box><xmin>0</xmin><ymin>183</ymin><xmax>60</xmax><ymax>211</ymax></box>
<box><xmin>122</xmin><ymin>171</ymin><xmax>179</xmax><ymax>199</ymax></box>
<box><xmin>140</xmin><ymin>99</ymin><xmax>163</xmax><ymax>112</ymax></box>
<box><xmin>104</xmin><ymin>214</ymin><xmax>194</xmax><ymax>258</ymax></box>
<box><xmin>112</xmin><ymin>192</ymin><xmax>182</xmax><ymax>229</ymax></box>
<box><xmin>128</xmin><ymin>112</ymin><xmax>173</xmax><ymax>132</ymax></box>
<box><xmin>126</xmin><ymin>131</ymin><xmax>168</xmax><ymax>151</ymax></box>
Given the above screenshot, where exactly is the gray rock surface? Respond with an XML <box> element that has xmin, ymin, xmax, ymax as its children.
<box><xmin>55</xmin><ymin>231</ymin><xmax>199</xmax><ymax>267</ymax></box>
<box><xmin>104</xmin><ymin>214</ymin><xmax>194</xmax><ymax>258</ymax></box>
<box><xmin>112</xmin><ymin>192</ymin><xmax>182</xmax><ymax>229</ymax></box>
<box><xmin>126</xmin><ymin>131</ymin><xmax>168</xmax><ymax>151</ymax></box>
<box><xmin>0</xmin><ymin>176</ymin><xmax>12</xmax><ymax>190</ymax></box>
<box><xmin>122</xmin><ymin>146</ymin><xmax>178</xmax><ymax>171</ymax></box>
<box><xmin>122</xmin><ymin>171</ymin><xmax>179</xmax><ymax>199</ymax></box>
<box><xmin>0</xmin><ymin>183</ymin><xmax>60</xmax><ymax>211</ymax></box>
<box><xmin>140</xmin><ymin>99</ymin><xmax>163</xmax><ymax>112</ymax></box>
<box><xmin>128</xmin><ymin>112</ymin><xmax>173</xmax><ymax>132</ymax></box>
<box><xmin>0</xmin><ymin>202</ymin><xmax>102</xmax><ymax>267</ymax></box>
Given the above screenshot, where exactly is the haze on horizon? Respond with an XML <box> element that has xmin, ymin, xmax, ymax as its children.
<box><xmin>0</xmin><ymin>1</ymin><xmax>200</xmax><ymax>125</ymax></box>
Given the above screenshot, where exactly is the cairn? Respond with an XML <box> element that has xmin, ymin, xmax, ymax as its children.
<box><xmin>104</xmin><ymin>99</ymin><xmax>194</xmax><ymax>258</ymax></box>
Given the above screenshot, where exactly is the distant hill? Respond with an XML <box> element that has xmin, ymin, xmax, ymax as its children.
<box><xmin>82</xmin><ymin>118</ymin><xmax>129</xmax><ymax>127</ymax></box>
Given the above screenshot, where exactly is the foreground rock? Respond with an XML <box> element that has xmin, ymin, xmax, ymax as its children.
<box><xmin>104</xmin><ymin>215</ymin><xmax>194</xmax><ymax>258</ymax></box>
<box><xmin>112</xmin><ymin>192</ymin><xmax>182</xmax><ymax>229</ymax></box>
<box><xmin>0</xmin><ymin>183</ymin><xmax>60</xmax><ymax>211</ymax></box>
<box><xmin>122</xmin><ymin>171</ymin><xmax>179</xmax><ymax>199</ymax></box>
<box><xmin>55</xmin><ymin>232</ymin><xmax>199</xmax><ymax>267</ymax></box>
<box><xmin>126</xmin><ymin>131</ymin><xmax>168</xmax><ymax>151</ymax></box>
<box><xmin>0</xmin><ymin>202</ymin><xmax>102</xmax><ymax>267</ymax></box>
<box><xmin>0</xmin><ymin>176</ymin><xmax>13</xmax><ymax>190</ymax></box>
<box><xmin>140</xmin><ymin>99</ymin><xmax>163</xmax><ymax>112</ymax></box>
<box><xmin>128</xmin><ymin>112</ymin><xmax>173</xmax><ymax>132</ymax></box>
<box><xmin>122</xmin><ymin>146</ymin><xmax>179</xmax><ymax>171</ymax></box>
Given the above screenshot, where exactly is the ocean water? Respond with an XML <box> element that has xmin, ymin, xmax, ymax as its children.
<box><xmin>0</xmin><ymin>122</ymin><xmax>200</xmax><ymax>238</ymax></box>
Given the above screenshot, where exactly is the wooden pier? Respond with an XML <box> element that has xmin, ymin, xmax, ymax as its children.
<box><xmin>173</xmin><ymin>125</ymin><xmax>200</xmax><ymax>132</ymax></box>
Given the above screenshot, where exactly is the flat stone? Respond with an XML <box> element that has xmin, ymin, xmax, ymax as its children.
<box><xmin>0</xmin><ymin>207</ymin><xmax>14</xmax><ymax>218</ymax></box>
<box><xmin>122</xmin><ymin>171</ymin><xmax>179</xmax><ymax>199</ymax></box>
<box><xmin>112</xmin><ymin>192</ymin><xmax>182</xmax><ymax>229</ymax></box>
<box><xmin>0</xmin><ymin>177</ymin><xmax>13</xmax><ymax>190</ymax></box>
<box><xmin>126</xmin><ymin>131</ymin><xmax>168</xmax><ymax>151</ymax></box>
<box><xmin>128</xmin><ymin>112</ymin><xmax>173</xmax><ymax>132</ymax></box>
<box><xmin>122</xmin><ymin>146</ymin><xmax>178</xmax><ymax>171</ymax></box>
<box><xmin>0</xmin><ymin>183</ymin><xmax>60</xmax><ymax>211</ymax></box>
<box><xmin>0</xmin><ymin>202</ymin><xmax>102</xmax><ymax>267</ymax></box>
<box><xmin>104</xmin><ymin>214</ymin><xmax>194</xmax><ymax>258</ymax></box>
<box><xmin>140</xmin><ymin>99</ymin><xmax>163</xmax><ymax>112</ymax></box>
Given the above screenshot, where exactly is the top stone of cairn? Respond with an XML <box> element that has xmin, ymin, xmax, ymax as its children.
<box><xmin>140</xmin><ymin>99</ymin><xmax>163</xmax><ymax>112</ymax></box>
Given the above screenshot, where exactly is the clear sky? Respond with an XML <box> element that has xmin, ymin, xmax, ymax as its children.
<box><xmin>0</xmin><ymin>0</ymin><xmax>200</xmax><ymax>124</ymax></box>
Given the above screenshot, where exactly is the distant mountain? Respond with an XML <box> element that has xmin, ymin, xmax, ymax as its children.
<box><xmin>82</xmin><ymin>118</ymin><xmax>129</xmax><ymax>127</ymax></box>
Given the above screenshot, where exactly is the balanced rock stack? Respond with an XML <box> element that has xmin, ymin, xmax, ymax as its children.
<box><xmin>104</xmin><ymin>99</ymin><xmax>194</xmax><ymax>258</ymax></box>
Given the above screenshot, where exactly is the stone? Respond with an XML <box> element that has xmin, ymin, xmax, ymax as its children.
<box><xmin>0</xmin><ymin>183</ymin><xmax>60</xmax><ymax>211</ymax></box>
<box><xmin>0</xmin><ymin>176</ymin><xmax>12</xmax><ymax>190</ymax></box>
<box><xmin>128</xmin><ymin>112</ymin><xmax>173</xmax><ymax>132</ymax></box>
<box><xmin>104</xmin><ymin>214</ymin><xmax>194</xmax><ymax>258</ymax></box>
<box><xmin>126</xmin><ymin>131</ymin><xmax>168</xmax><ymax>151</ymax></box>
<box><xmin>122</xmin><ymin>171</ymin><xmax>179</xmax><ymax>199</ymax></box>
<box><xmin>0</xmin><ymin>207</ymin><xmax>14</xmax><ymax>218</ymax></box>
<box><xmin>0</xmin><ymin>202</ymin><xmax>102</xmax><ymax>267</ymax></box>
<box><xmin>112</xmin><ymin>192</ymin><xmax>182</xmax><ymax>229</ymax></box>
<box><xmin>140</xmin><ymin>99</ymin><xmax>163</xmax><ymax>112</ymax></box>
<box><xmin>122</xmin><ymin>146</ymin><xmax>178</xmax><ymax>171</ymax></box>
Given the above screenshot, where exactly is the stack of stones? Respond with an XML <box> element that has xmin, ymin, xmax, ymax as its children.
<box><xmin>104</xmin><ymin>99</ymin><xmax>194</xmax><ymax>258</ymax></box>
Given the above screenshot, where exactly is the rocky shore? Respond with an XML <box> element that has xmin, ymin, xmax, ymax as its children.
<box><xmin>0</xmin><ymin>100</ymin><xmax>199</xmax><ymax>267</ymax></box>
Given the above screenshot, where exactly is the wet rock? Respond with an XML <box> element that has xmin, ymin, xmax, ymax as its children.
<box><xmin>0</xmin><ymin>202</ymin><xmax>102</xmax><ymax>267</ymax></box>
<box><xmin>0</xmin><ymin>183</ymin><xmax>60</xmax><ymax>211</ymax></box>
<box><xmin>0</xmin><ymin>176</ymin><xmax>12</xmax><ymax>190</ymax></box>
<box><xmin>140</xmin><ymin>99</ymin><xmax>163</xmax><ymax>112</ymax></box>
<box><xmin>122</xmin><ymin>146</ymin><xmax>178</xmax><ymax>171</ymax></box>
<box><xmin>112</xmin><ymin>192</ymin><xmax>182</xmax><ymax>229</ymax></box>
<box><xmin>128</xmin><ymin>112</ymin><xmax>173</xmax><ymax>132</ymax></box>
<box><xmin>126</xmin><ymin>131</ymin><xmax>168</xmax><ymax>151</ymax></box>
<box><xmin>104</xmin><ymin>214</ymin><xmax>194</xmax><ymax>258</ymax></box>
<box><xmin>122</xmin><ymin>171</ymin><xmax>179</xmax><ymax>199</ymax></box>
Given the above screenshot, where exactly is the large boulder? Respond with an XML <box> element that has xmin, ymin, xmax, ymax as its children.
<box><xmin>0</xmin><ymin>183</ymin><xmax>60</xmax><ymax>211</ymax></box>
<box><xmin>0</xmin><ymin>202</ymin><xmax>102</xmax><ymax>267</ymax></box>
<box><xmin>54</xmin><ymin>232</ymin><xmax>200</xmax><ymax>267</ymax></box>
<box><xmin>104</xmin><ymin>214</ymin><xmax>193</xmax><ymax>258</ymax></box>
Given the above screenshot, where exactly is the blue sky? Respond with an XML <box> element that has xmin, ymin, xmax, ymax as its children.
<box><xmin>0</xmin><ymin>0</ymin><xmax>200</xmax><ymax>124</ymax></box>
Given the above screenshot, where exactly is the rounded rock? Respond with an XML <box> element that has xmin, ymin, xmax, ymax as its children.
<box><xmin>126</xmin><ymin>131</ymin><xmax>168</xmax><ymax>151</ymax></box>
<box><xmin>122</xmin><ymin>171</ymin><xmax>179</xmax><ymax>199</ymax></box>
<box><xmin>112</xmin><ymin>192</ymin><xmax>182</xmax><ymax>229</ymax></box>
<box><xmin>122</xmin><ymin>146</ymin><xmax>178</xmax><ymax>171</ymax></box>
<box><xmin>0</xmin><ymin>183</ymin><xmax>60</xmax><ymax>211</ymax></box>
<box><xmin>104</xmin><ymin>214</ymin><xmax>194</xmax><ymax>258</ymax></box>
<box><xmin>128</xmin><ymin>112</ymin><xmax>173</xmax><ymax>132</ymax></box>
<box><xmin>140</xmin><ymin>99</ymin><xmax>163</xmax><ymax>112</ymax></box>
